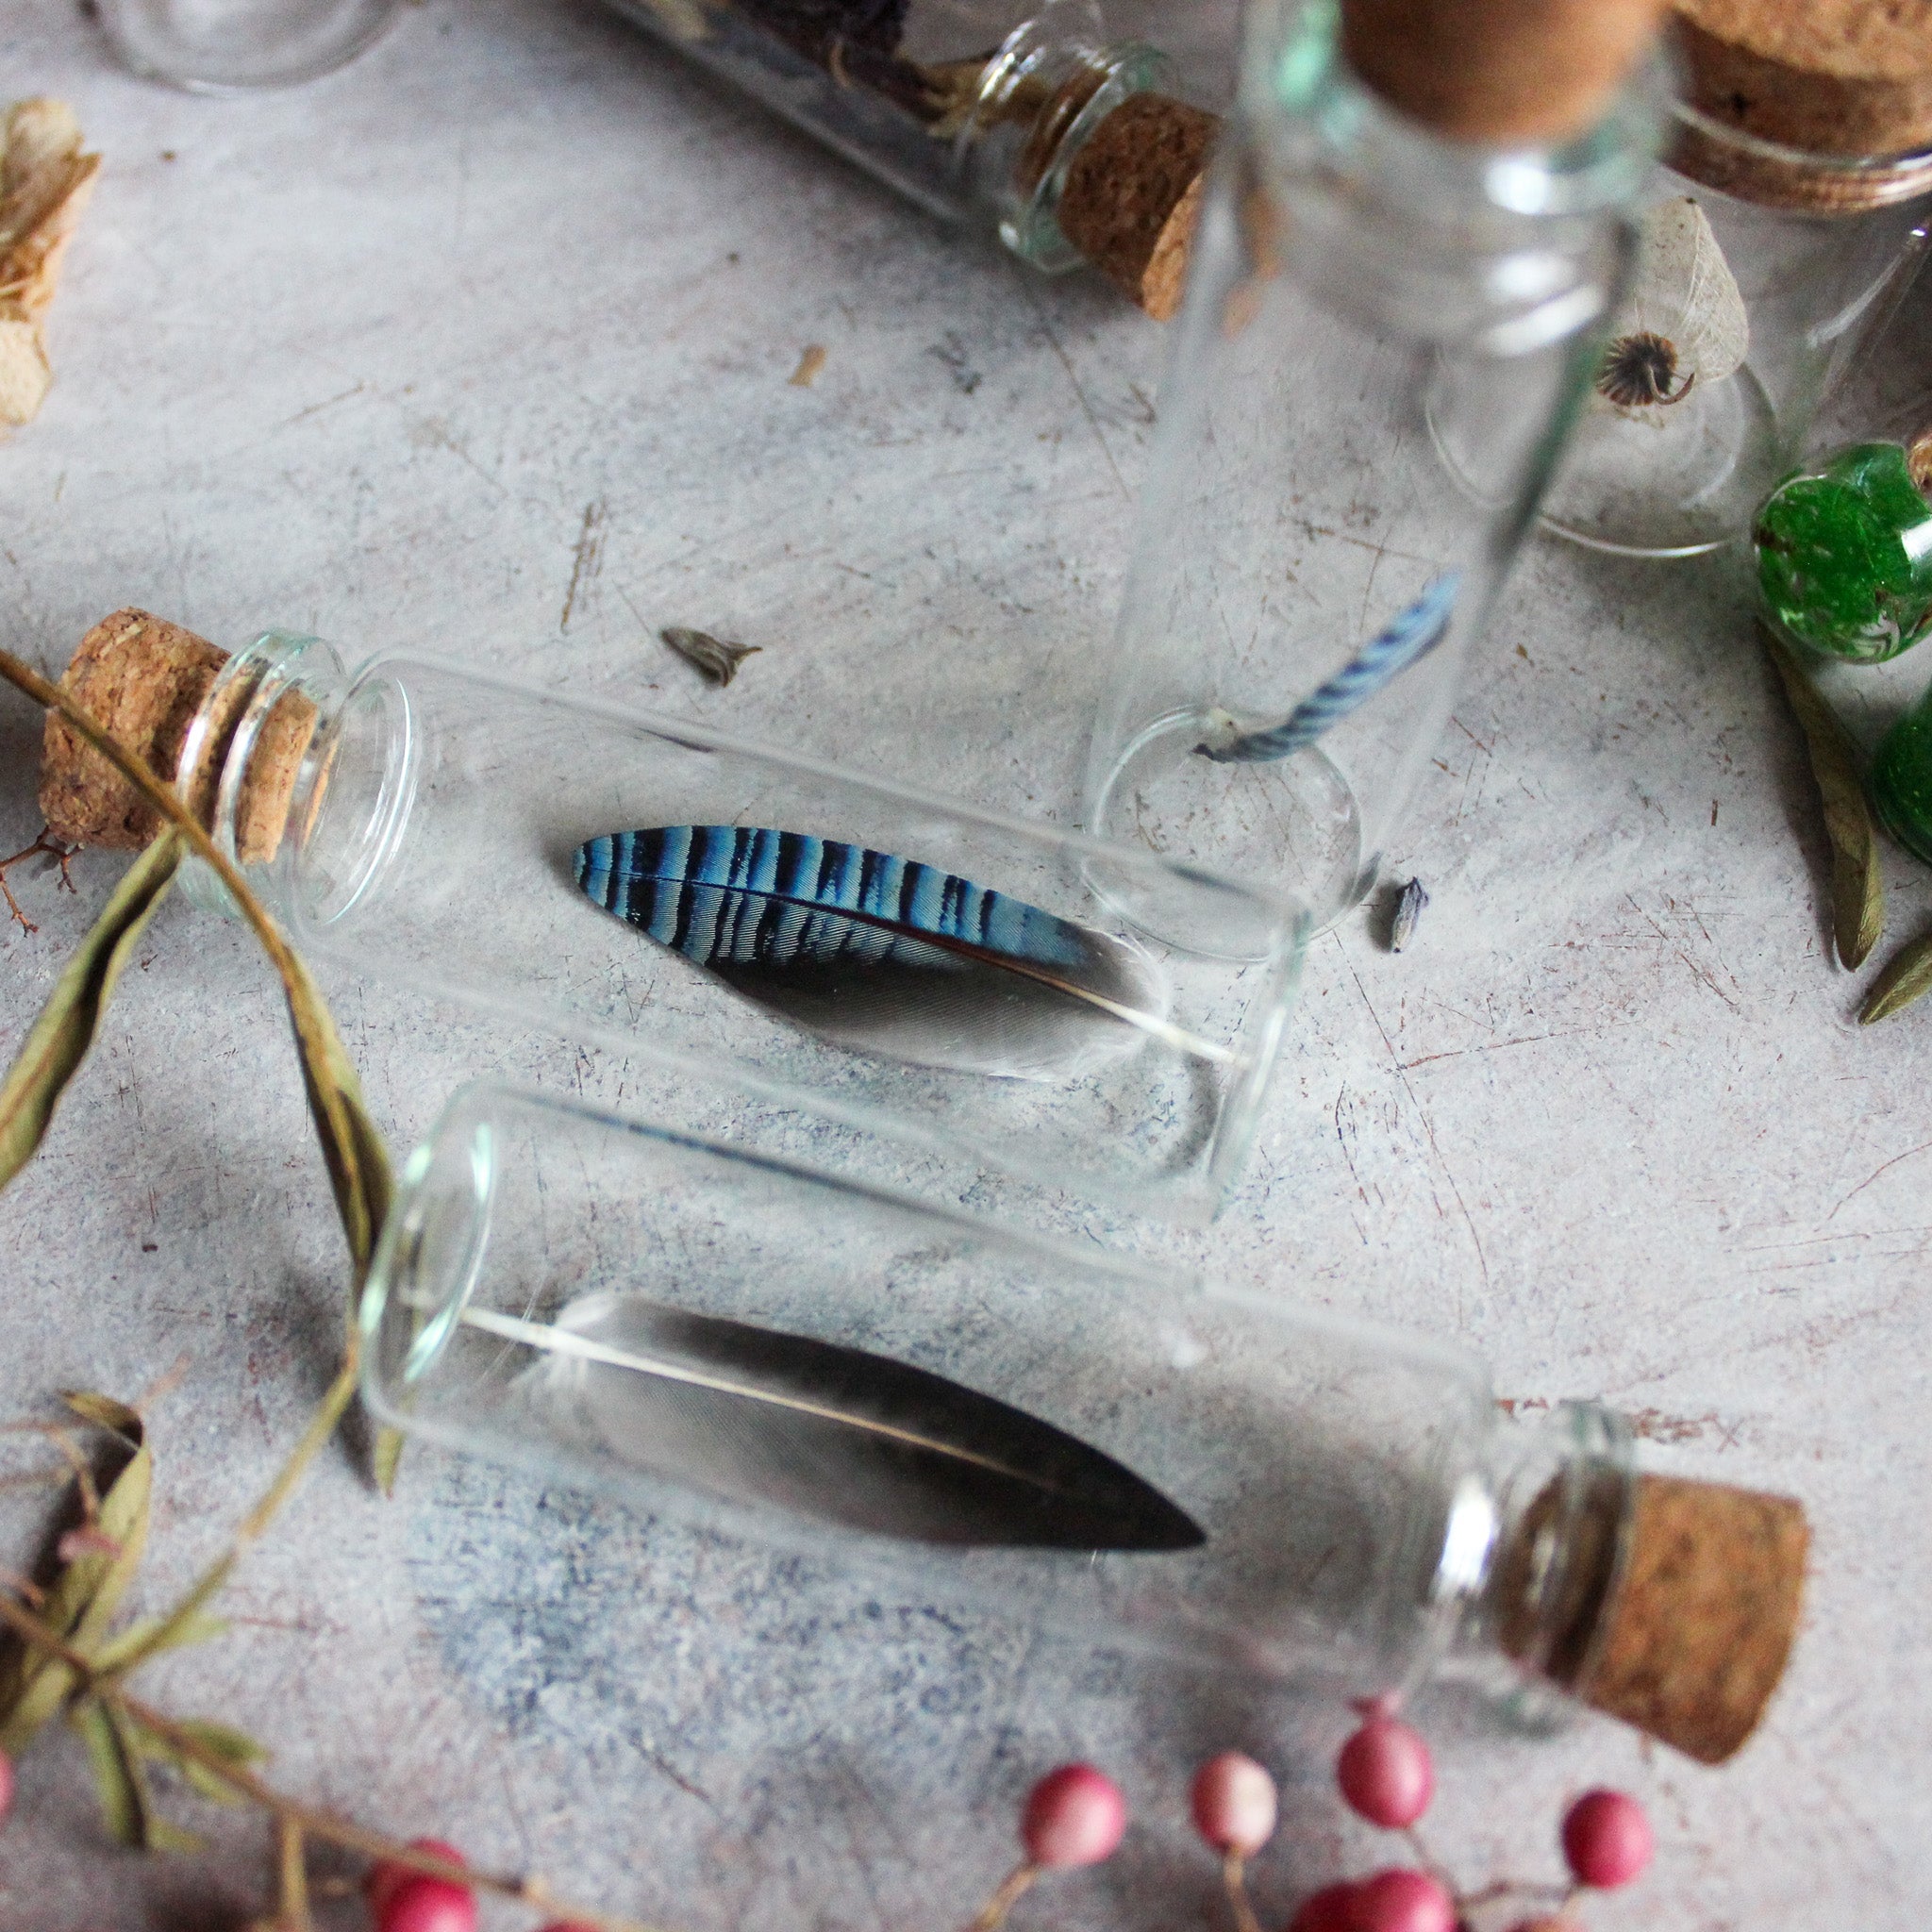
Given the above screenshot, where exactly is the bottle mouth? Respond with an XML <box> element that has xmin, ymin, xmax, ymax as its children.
<box><xmin>359</xmin><ymin>1098</ymin><xmax>499</xmax><ymax>1402</ymax></box>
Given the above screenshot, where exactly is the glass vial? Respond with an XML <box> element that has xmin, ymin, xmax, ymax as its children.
<box><xmin>600</xmin><ymin>0</ymin><xmax>1218</xmax><ymax>315</ymax></box>
<box><xmin>95</xmin><ymin>0</ymin><xmax>400</xmax><ymax>91</ymax></box>
<box><xmin>1541</xmin><ymin>5</ymin><xmax>1932</xmax><ymax>558</ymax></box>
<box><xmin>363</xmin><ymin>1078</ymin><xmax>1810</xmax><ymax>1767</ymax></box>
<box><xmin>1083</xmin><ymin>0</ymin><xmax>1667</xmax><ymax>925</ymax></box>
<box><xmin>38</xmin><ymin>610</ymin><xmax>1306</xmax><ymax>1220</ymax></box>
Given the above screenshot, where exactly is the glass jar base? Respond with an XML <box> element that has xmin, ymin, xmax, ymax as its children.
<box><xmin>1090</xmin><ymin>710</ymin><xmax>1366</xmax><ymax>945</ymax></box>
<box><xmin>96</xmin><ymin>0</ymin><xmax>398</xmax><ymax>91</ymax></box>
<box><xmin>1539</xmin><ymin>365</ymin><xmax>1783</xmax><ymax>558</ymax></box>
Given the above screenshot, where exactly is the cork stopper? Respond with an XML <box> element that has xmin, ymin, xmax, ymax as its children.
<box><xmin>1576</xmin><ymin>1474</ymin><xmax>1808</xmax><ymax>1765</ymax></box>
<box><xmin>39</xmin><ymin>608</ymin><xmax>317</xmax><ymax>866</ymax></box>
<box><xmin>1339</xmin><ymin>0</ymin><xmax>1670</xmax><ymax>146</ymax></box>
<box><xmin>1057</xmin><ymin>93</ymin><xmax>1216</xmax><ymax>322</ymax></box>
<box><xmin>1671</xmin><ymin>0</ymin><xmax>1932</xmax><ymax>159</ymax></box>
<box><xmin>1497</xmin><ymin>1467</ymin><xmax>1807</xmax><ymax>1764</ymax></box>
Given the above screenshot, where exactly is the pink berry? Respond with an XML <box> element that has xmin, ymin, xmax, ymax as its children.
<box><xmin>1335</xmin><ymin>1719</ymin><xmax>1433</xmax><ymax>1829</ymax></box>
<box><xmin>1560</xmin><ymin>1790</ymin><xmax>1653</xmax><ymax>1889</ymax></box>
<box><xmin>0</xmin><ymin>1749</ymin><xmax>13</xmax><ymax>1826</ymax></box>
<box><xmin>365</xmin><ymin>1841</ymin><xmax>467</xmax><ymax>1921</ymax></box>
<box><xmin>1348</xmin><ymin>1870</ymin><xmax>1456</xmax><ymax>1932</ymax></box>
<box><xmin>1020</xmin><ymin>1764</ymin><xmax>1126</xmax><ymax>1869</ymax></box>
<box><xmin>1191</xmin><ymin>1752</ymin><xmax>1278</xmax><ymax>1857</ymax></box>
<box><xmin>1287</xmin><ymin>1882</ymin><xmax>1359</xmax><ymax>1932</ymax></box>
<box><xmin>379</xmin><ymin>1876</ymin><xmax>477</xmax><ymax>1932</ymax></box>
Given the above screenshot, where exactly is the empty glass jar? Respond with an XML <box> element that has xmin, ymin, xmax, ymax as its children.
<box><xmin>95</xmin><ymin>0</ymin><xmax>399</xmax><ymax>90</ymax></box>
<box><xmin>1083</xmin><ymin>0</ymin><xmax>1666</xmax><ymax>924</ymax></box>
<box><xmin>362</xmin><ymin>1078</ymin><xmax>1809</xmax><ymax>1766</ymax></box>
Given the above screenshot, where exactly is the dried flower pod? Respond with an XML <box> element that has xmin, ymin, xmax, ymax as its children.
<box><xmin>1593</xmin><ymin>197</ymin><xmax>1746</xmax><ymax>411</ymax></box>
<box><xmin>660</xmin><ymin>625</ymin><xmax>762</xmax><ymax>686</ymax></box>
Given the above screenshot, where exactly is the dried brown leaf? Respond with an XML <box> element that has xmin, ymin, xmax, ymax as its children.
<box><xmin>0</xmin><ymin>1399</ymin><xmax>151</xmax><ymax>1753</ymax></box>
<box><xmin>1859</xmin><ymin>924</ymin><xmax>1932</xmax><ymax>1024</ymax></box>
<box><xmin>1760</xmin><ymin>625</ymin><xmax>1885</xmax><ymax>969</ymax></box>
<box><xmin>660</xmin><ymin>625</ymin><xmax>761</xmax><ymax>687</ymax></box>
<box><xmin>0</xmin><ymin>830</ymin><xmax>180</xmax><ymax>1193</ymax></box>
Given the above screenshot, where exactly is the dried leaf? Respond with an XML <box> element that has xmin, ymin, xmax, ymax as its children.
<box><xmin>1602</xmin><ymin>196</ymin><xmax>1747</xmax><ymax>405</ymax></box>
<box><xmin>660</xmin><ymin>625</ymin><xmax>761</xmax><ymax>687</ymax></box>
<box><xmin>0</xmin><ymin>832</ymin><xmax>183</xmax><ymax>1195</ymax></box>
<box><xmin>0</xmin><ymin>1400</ymin><xmax>151</xmax><ymax>1754</ymax></box>
<box><xmin>1760</xmin><ymin>625</ymin><xmax>1885</xmax><ymax>969</ymax></box>
<box><xmin>787</xmin><ymin>344</ymin><xmax>827</xmax><ymax>388</ymax></box>
<box><xmin>1390</xmin><ymin>877</ymin><xmax>1428</xmax><ymax>953</ymax></box>
<box><xmin>0</xmin><ymin>98</ymin><xmax>100</xmax><ymax>428</ymax></box>
<box><xmin>91</xmin><ymin>1608</ymin><xmax>226</xmax><ymax>1675</ymax></box>
<box><xmin>138</xmin><ymin>1714</ymin><xmax>269</xmax><ymax>1806</ymax></box>
<box><xmin>1859</xmin><ymin>924</ymin><xmax>1932</xmax><ymax>1024</ymax></box>
<box><xmin>0</xmin><ymin>302</ymin><xmax>49</xmax><ymax>425</ymax></box>
<box><xmin>72</xmin><ymin>1694</ymin><xmax>149</xmax><ymax>1846</ymax></box>
<box><xmin>373</xmin><ymin>1424</ymin><xmax>406</xmax><ymax>1497</ymax></box>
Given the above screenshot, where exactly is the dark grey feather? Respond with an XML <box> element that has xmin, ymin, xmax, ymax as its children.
<box><xmin>480</xmin><ymin>1295</ymin><xmax>1205</xmax><ymax>1551</ymax></box>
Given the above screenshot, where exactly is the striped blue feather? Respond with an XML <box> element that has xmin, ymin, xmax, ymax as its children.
<box><xmin>572</xmin><ymin>825</ymin><xmax>1167</xmax><ymax>1079</ymax></box>
<box><xmin>1197</xmin><ymin>574</ymin><xmax>1460</xmax><ymax>764</ymax></box>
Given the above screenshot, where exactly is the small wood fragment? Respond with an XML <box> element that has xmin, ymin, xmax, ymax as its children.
<box><xmin>660</xmin><ymin>626</ymin><xmax>761</xmax><ymax>687</ymax></box>
<box><xmin>0</xmin><ymin>98</ymin><xmax>100</xmax><ymax>429</ymax></box>
<box><xmin>1859</xmin><ymin>924</ymin><xmax>1932</xmax><ymax>1024</ymax></box>
<box><xmin>788</xmin><ymin>344</ymin><xmax>827</xmax><ymax>388</ymax></box>
<box><xmin>1759</xmin><ymin>623</ymin><xmax>1885</xmax><ymax>970</ymax></box>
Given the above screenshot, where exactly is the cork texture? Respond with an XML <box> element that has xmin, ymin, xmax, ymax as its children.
<box><xmin>1672</xmin><ymin>0</ymin><xmax>1932</xmax><ymax>157</ymax></box>
<box><xmin>39</xmin><ymin>607</ymin><xmax>315</xmax><ymax>865</ymax></box>
<box><xmin>1057</xmin><ymin>94</ymin><xmax>1216</xmax><ymax>323</ymax></box>
<box><xmin>1340</xmin><ymin>0</ymin><xmax>1668</xmax><ymax>145</ymax></box>
<box><xmin>1580</xmin><ymin>1474</ymin><xmax>1809</xmax><ymax>1765</ymax></box>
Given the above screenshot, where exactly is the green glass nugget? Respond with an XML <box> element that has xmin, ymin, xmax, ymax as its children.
<box><xmin>1754</xmin><ymin>442</ymin><xmax>1932</xmax><ymax>663</ymax></box>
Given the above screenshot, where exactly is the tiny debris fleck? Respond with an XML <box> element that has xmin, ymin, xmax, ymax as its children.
<box><xmin>1390</xmin><ymin>876</ymin><xmax>1428</xmax><ymax>953</ymax></box>
<box><xmin>788</xmin><ymin>343</ymin><xmax>827</xmax><ymax>388</ymax></box>
<box><xmin>661</xmin><ymin>625</ymin><xmax>761</xmax><ymax>687</ymax></box>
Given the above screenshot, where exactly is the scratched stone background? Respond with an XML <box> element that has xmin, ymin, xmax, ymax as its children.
<box><xmin>2</xmin><ymin>0</ymin><xmax>1930</xmax><ymax>1924</ymax></box>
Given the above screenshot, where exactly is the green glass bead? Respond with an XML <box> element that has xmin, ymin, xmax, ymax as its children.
<box><xmin>1873</xmin><ymin>682</ymin><xmax>1932</xmax><ymax>867</ymax></box>
<box><xmin>1753</xmin><ymin>441</ymin><xmax>1932</xmax><ymax>664</ymax></box>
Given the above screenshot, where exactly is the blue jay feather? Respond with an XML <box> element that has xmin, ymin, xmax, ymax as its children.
<box><xmin>573</xmin><ymin>825</ymin><xmax>1171</xmax><ymax>1079</ymax></box>
<box><xmin>1197</xmin><ymin>574</ymin><xmax>1460</xmax><ymax>764</ymax></box>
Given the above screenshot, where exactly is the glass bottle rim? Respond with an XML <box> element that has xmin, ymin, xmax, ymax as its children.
<box><xmin>1666</xmin><ymin>97</ymin><xmax>1932</xmax><ymax>212</ymax></box>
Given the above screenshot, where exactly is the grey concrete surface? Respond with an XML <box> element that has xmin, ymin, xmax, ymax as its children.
<box><xmin>1</xmin><ymin>1</ymin><xmax>1929</xmax><ymax>1925</ymax></box>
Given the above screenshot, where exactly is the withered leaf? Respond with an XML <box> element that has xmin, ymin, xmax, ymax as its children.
<box><xmin>0</xmin><ymin>831</ymin><xmax>182</xmax><ymax>1195</ymax></box>
<box><xmin>136</xmin><ymin>1713</ymin><xmax>268</xmax><ymax>1807</ymax></box>
<box><xmin>661</xmin><ymin>625</ymin><xmax>761</xmax><ymax>687</ymax></box>
<box><xmin>1760</xmin><ymin>625</ymin><xmax>1885</xmax><ymax>970</ymax></box>
<box><xmin>72</xmin><ymin>1697</ymin><xmax>200</xmax><ymax>1851</ymax></box>
<box><xmin>0</xmin><ymin>1396</ymin><xmax>152</xmax><ymax>1755</ymax></box>
<box><xmin>1859</xmin><ymin>924</ymin><xmax>1932</xmax><ymax>1024</ymax></box>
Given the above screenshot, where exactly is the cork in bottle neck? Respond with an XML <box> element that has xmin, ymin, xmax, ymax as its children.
<box><xmin>1338</xmin><ymin>0</ymin><xmax>1672</xmax><ymax>148</ymax></box>
<box><xmin>1484</xmin><ymin>1403</ymin><xmax>1808</xmax><ymax>1763</ymax></box>
<box><xmin>39</xmin><ymin>609</ymin><xmax>340</xmax><ymax>885</ymax></box>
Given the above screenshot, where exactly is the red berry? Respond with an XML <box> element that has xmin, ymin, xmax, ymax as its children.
<box><xmin>1335</xmin><ymin>1720</ymin><xmax>1433</xmax><ymax>1829</ymax></box>
<box><xmin>1348</xmin><ymin>1870</ymin><xmax>1455</xmax><ymax>1932</ymax></box>
<box><xmin>0</xmin><ymin>1748</ymin><xmax>13</xmax><ymax>1826</ymax></box>
<box><xmin>379</xmin><ymin>1875</ymin><xmax>477</xmax><ymax>1932</ymax></box>
<box><xmin>1191</xmin><ymin>1752</ymin><xmax>1278</xmax><ymax>1857</ymax></box>
<box><xmin>365</xmin><ymin>1841</ymin><xmax>468</xmax><ymax>1922</ymax></box>
<box><xmin>1287</xmin><ymin>1882</ymin><xmax>1359</xmax><ymax>1932</ymax></box>
<box><xmin>1020</xmin><ymin>1764</ymin><xmax>1126</xmax><ymax>1869</ymax></box>
<box><xmin>1560</xmin><ymin>1789</ymin><xmax>1653</xmax><ymax>1889</ymax></box>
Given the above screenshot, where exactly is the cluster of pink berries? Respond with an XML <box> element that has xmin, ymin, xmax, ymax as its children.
<box><xmin>363</xmin><ymin>1841</ymin><xmax>591</xmax><ymax>1932</ymax></box>
<box><xmin>974</xmin><ymin>1715</ymin><xmax>1652</xmax><ymax>1932</ymax></box>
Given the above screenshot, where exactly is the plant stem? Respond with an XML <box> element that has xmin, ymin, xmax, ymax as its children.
<box><xmin>0</xmin><ymin>1591</ymin><xmax>668</xmax><ymax>1932</ymax></box>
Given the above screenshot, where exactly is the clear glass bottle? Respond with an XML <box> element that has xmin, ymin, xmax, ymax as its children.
<box><xmin>1083</xmin><ymin>0</ymin><xmax>1667</xmax><ymax>925</ymax></box>
<box><xmin>1541</xmin><ymin>111</ymin><xmax>1932</xmax><ymax>558</ymax></box>
<box><xmin>363</xmin><ymin>1078</ymin><xmax>1809</xmax><ymax>1767</ymax></box>
<box><xmin>95</xmin><ymin>0</ymin><xmax>400</xmax><ymax>90</ymax></box>
<box><xmin>600</xmin><ymin>0</ymin><xmax>1218</xmax><ymax>314</ymax></box>
<box><xmin>39</xmin><ymin>612</ymin><xmax>1306</xmax><ymax>1221</ymax></box>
